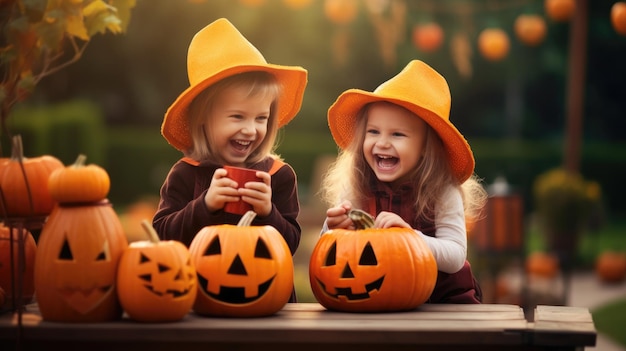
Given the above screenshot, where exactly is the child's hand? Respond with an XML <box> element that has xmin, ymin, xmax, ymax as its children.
<box><xmin>205</xmin><ymin>168</ymin><xmax>241</xmax><ymax>212</ymax></box>
<box><xmin>325</xmin><ymin>201</ymin><xmax>354</xmax><ymax>230</ymax></box>
<box><xmin>374</xmin><ymin>211</ymin><xmax>412</xmax><ymax>229</ymax></box>
<box><xmin>238</xmin><ymin>170</ymin><xmax>272</xmax><ymax>217</ymax></box>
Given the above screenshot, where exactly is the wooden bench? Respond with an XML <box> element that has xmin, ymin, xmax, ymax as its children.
<box><xmin>0</xmin><ymin>302</ymin><xmax>596</xmax><ymax>351</ymax></box>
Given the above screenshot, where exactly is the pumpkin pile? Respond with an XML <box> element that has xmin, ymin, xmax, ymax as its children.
<box><xmin>189</xmin><ymin>210</ymin><xmax>294</xmax><ymax>317</ymax></box>
<box><xmin>309</xmin><ymin>209</ymin><xmax>437</xmax><ymax>312</ymax></box>
<box><xmin>34</xmin><ymin>154</ymin><xmax>128</xmax><ymax>322</ymax></box>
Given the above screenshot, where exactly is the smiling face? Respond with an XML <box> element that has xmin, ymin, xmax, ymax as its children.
<box><xmin>205</xmin><ymin>85</ymin><xmax>273</xmax><ymax>167</ymax></box>
<box><xmin>363</xmin><ymin>102</ymin><xmax>428</xmax><ymax>183</ymax></box>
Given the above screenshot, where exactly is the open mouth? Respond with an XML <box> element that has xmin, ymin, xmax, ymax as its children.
<box><xmin>231</xmin><ymin>139</ymin><xmax>253</xmax><ymax>152</ymax></box>
<box><xmin>376</xmin><ymin>154</ymin><xmax>398</xmax><ymax>169</ymax></box>
<box><xmin>197</xmin><ymin>273</ymin><xmax>275</xmax><ymax>304</ymax></box>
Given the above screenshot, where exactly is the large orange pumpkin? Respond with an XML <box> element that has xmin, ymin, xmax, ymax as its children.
<box><xmin>117</xmin><ymin>220</ymin><xmax>197</xmax><ymax>322</ymax></box>
<box><xmin>595</xmin><ymin>251</ymin><xmax>626</xmax><ymax>283</ymax></box>
<box><xmin>478</xmin><ymin>28</ymin><xmax>510</xmax><ymax>62</ymax></box>
<box><xmin>189</xmin><ymin>211</ymin><xmax>294</xmax><ymax>317</ymax></box>
<box><xmin>309</xmin><ymin>210</ymin><xmax>437</xmax><ymax>312</ymax></box>
<box><xmin>34</xmin><ymin>158</ymin><xmax>128</xmax><ymax>322</ymax></box>
<box><xmin>0</xmin><ymin>223</ymin><xmax>37</xmax><ymax>307</ymax></box>
<box><xmin>412</xmin><ymin>22</ymin><xmax>444</xmax><ymax>53</ymax></box>
<box><xmin>611</xmin><ymin>2</ymin><xmax>626</xmax><ymax>36</ymax></box>
<box><xmin>514</xmin><ymin>14</ymin><xmax>547</xmax><ymax>46</ymax></box>
<box><xmin>0</xmin><ymin>135</ymin><xmax>63</xmax><ymax>218</ymax></box>
<box><xmin>526</xmin><ymin>251</ymin><xmax>559</xmax><ymax>278</ymax></box>
<box><xmin>545</xmin><ymin>0</ymin><xmax>575</xmax><ymax>22</ymax></box>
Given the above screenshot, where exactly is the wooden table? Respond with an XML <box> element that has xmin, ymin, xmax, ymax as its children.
<box><xmin>0</xmin><ymin>303</ymin><xmax>596</xmax><ymax>351</ymax></box>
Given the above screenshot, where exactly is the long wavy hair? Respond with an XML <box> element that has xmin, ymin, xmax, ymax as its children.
<box><xmin>320</xmin><ymin>101</ymin><xmax>486</xmax><ymax>224</ymax></box>
<box><xmin>185</xmin><ymin>71</ymin><xmax>282</xmax><ymax>165</ymax></box>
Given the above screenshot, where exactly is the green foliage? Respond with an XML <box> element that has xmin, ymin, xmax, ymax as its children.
<box><xmin>592</xmin><ymin>298</ymin><xmax>626</xmax><ymax>347</ymax></box>
<box><xmin>0</xmin><ymin>0</ymin><xmax>136</xmax><ymax>135</ymax></box>
<box><xmin>7</xmin><ymin>100</ymin><xmax>106</xmax><ymax>165</ymax></box>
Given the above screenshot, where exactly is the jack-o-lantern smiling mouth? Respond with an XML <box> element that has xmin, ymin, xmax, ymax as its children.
<box><xmin>142</xmin><ymin>284</ymin><xmax>194</xmax><ymax>298</ymax></box>
<box><xmin>196</xmin><ymin>274</ymin><xmax>275</xmax><ymax>304</ymax></box>
<box><xmin>315</xmin><ymin>275</ymin><xmax>385</xmax><ymax>301</ymax></box>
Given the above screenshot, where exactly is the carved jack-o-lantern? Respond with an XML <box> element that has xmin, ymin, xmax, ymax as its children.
<box><xmin>189</xmin><ymin>211</ymin><xmax>294</xmax><ymax>317</ymax></box>
<box><xmin>117</xmin><ymin>220</ymin><xmax>197</xmax><ymax>322</ymax></box>
<box><xmin>309</xmin><ymin>210</ymin><xmax>437</xmax><ymax>312</ymax></box>
<box><xmin>34</xmin><ymin>202</ymin><xmax>128</xmax><ymax>322</ymax></box>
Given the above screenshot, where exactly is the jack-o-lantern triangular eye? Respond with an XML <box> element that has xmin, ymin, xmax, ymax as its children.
<box><xmin>324</xmin><ymin>241</ymin><xmax>337</xmax><ymax>266</ymax></box>
<box><xmin>359</xmin><ymin>242</ymin><xmax>377</xmax><ymax>266</ymax></box>
<box><xmin>140</xmin><ymin>253</ymin><xmax>150</xmax><ymax>264</ymax></box>
<box><xmin>254</xmin><ymin>238</ymin><xmax>272</xmax><ymax>259</ymax></box>
<box><xmin>158</xmin><ymin>263</ymin><xmax>170</xmax><ymax>273</ymax></box>
<box><xmin>204</xmin><ymin>236</ymin><xmax>221</xmax><ymax>256</ymax></box>
<box><xmin>59</xmin><ymin>238</ymin><xmax>73</xmax><ymax>260</ymax></box>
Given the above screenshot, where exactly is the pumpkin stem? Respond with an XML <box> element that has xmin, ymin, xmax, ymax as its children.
<box><xmin>348</xmin><ymin>209</ymin><xmax>375</xmax><ymax>230</ymax></box>
<box><xmin>237</xmin><ymin>210</ymin><xmax>257</xmax><ymax>226</ymax></box>
<box><xmin>11</xmin><ymin>135</ymin><xmax>24</xmax><ymax>162</ymax></box>
<box><xmin>73</xmin><ymin>154</ymin><xmax>87</xmax><ymax>168</ymax></box>
<box><xmin>140</xmin><ymin>219</ymin><xmax>160</xmax><ymax>243</ymax></box>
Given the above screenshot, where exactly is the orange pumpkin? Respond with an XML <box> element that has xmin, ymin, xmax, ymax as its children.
<box><xmin>309</xmin><ymin>210</ymin><xmax>437</xmax><ymax>312</ymax></box>
<box><xmin>35</xmin><ymin>160</ymin><xmax>128</xmax><ymax>324</ymax></box>
<box><xmin>545</xmin><ymin>0</ymin><xmax>575</xmax><ymax>22</ymax></box>
<box><xmin>324</xmin><ymin>0</ymin><xmax>358</xmax><ymax>25</ymax></box>
<box><xmin>478</xmin><ymin>28</ymin><xmax>510</xmax><ymax>62</ymax></box>
<box><xmin>514</xmin><ymin>14</ymin><xmax>547</xmax><ymax>46</ymax></box>
<box><xmin>526</xmin><ymin>251</ymin><xmax>559</xmax><ymax>278</ymax></box>
<box><xmin>412</xmin><ymin>22</ymin><xmax>444</xmax><ymax>53</ymax></box>
<box><xmin>611</xmin><ymin>2</ymin><xmax>626</xmax><ymax>36</ymax></box>
<box><xmin>0</xmin><ymin>223</ymin><xmax>37</xmax><ymax>307</ymax></box>
<box><xmin>595</xmin><ymin>251</ymin><xmax>626</xmax><ymax>283</ymax></box>
<box><xmin>0</xmin><ymin>135</ymin><xmax>63</xmax><ymax>218</ymax></box>
<box><xmin>48</xmin><ymin>154</ymin><xmax>110</xmax><ymax>204</ymax></box>
<box><xmin>117</xmin><ymin>220</ymin><xmax>196</xmax><ymax>322</ymax></box>
<box><xmin>189</xmin><ymin>211</ymin><xmax>294</xmax><ymax>317</ymax></box>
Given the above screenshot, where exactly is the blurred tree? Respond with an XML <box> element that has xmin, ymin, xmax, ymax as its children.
<box><xmin>0</xmin><ymin>0</ymin><xmax>135</xmax><ymax>147</ymax></box>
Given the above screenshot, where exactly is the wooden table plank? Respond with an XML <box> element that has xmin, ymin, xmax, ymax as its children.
<box><xmin>0</xmin><ymin>303</ymin><xmax>596</xmax><ymax>351</ymax></box>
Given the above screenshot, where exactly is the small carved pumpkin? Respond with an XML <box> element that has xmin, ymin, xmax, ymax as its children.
<box><xmin>309</xmin><ymin>210</ymin><xmax>437</xmax><ymax>312</ymax></box>
<box><xmin>48</xmin><ymin>154</ymin><xmax>110</xmax><ymax>204</ymax></box>
<box><xmin>189</xmin><ymin>211</ymin><xmax>294</xmax><ymax>317</ymax></box>
<box><xmin>34</xmin><ymin>200</ymin><xmax>128</xmax><ymax>322</ymax></box>
<box><xmin>117</xmin><ymin>220</ymin><xmax>197</xmax><ymax>322</ymax></box>
<box><xmin>0</xmin><ymin>135</ymin><xmax>63</xmax><ymax>217</ymax></box>
<box><xmin>0</xmin><ymin>223</ymin><xmax>37</xmax><ymax>307</ymax></box>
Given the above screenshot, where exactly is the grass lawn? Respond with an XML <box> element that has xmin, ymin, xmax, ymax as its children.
<box><xmin>592</xmin><ymin>298</ymin><xmax>626</xmax><ymax>347</ymax></box>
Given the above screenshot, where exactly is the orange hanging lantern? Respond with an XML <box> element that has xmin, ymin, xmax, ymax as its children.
<box><xmin>478</xmin><ymin>28</ymin><xmax>510</xmax><ymax>62</ymax></box>
<box><xmin>611</xmin><ymin>2</ymin><xmax>626</xmax><ymax>36</ymax></box>
<box><xmin>412</xmin><ymin>22</ymin><xmax>444</xmax><ymax>53</ymax></box>
<box><xmin>514</xmin><ymin>14</ymin><xmax>547</xmax><ymax>46</ymax></box>
<box><xmin>283</xmin><ymin>0</ymin><xmax>313</xmax><ymax>10</ymax></box>
<box><xmin>545</xmin><ymin>0</ymin><xmax>575</xmax><ymax>22</ymax></box>
<box><xmin>324</xmin><ymin>0</ymin><xmax>358</xmax><ymax>25</ymax></box>
<box><xmin>309</xmin><ymin>210</ymin><xmax>437</xmax><ymax>312</ymax></box>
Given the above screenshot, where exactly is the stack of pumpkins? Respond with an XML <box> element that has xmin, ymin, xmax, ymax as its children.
<box><xmin>1</xmin><ymin>134</ymin><xmax>440</xmax><ymax>323</ymax></box>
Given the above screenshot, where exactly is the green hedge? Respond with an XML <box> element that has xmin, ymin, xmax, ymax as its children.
<box><xmin>6</xmin><ymin>100</ymin><xmax>625</xmax><ymax>217</ymax></box>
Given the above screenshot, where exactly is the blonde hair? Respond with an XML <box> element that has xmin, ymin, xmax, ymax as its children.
<box><xmin>321</xmin><ymin>101</ymin><xmax>487</xmax><ymax>224</ymax></box>
<box><xmin>185</xmin><ymin>71</ymin><xmax>282</xmax><ymax>165</ymax></box>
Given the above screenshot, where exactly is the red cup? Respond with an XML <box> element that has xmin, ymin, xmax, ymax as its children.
<box><xmin>223</xmin><ymin>166</ymin><xmax>261</xmax><ymax>215</ymax></box>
